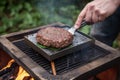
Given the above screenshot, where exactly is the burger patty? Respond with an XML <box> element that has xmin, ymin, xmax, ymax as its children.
<box><xmin>36</xmin><ymin>26</ymin><xmax>73</xmax><ymax>48</ymax></box>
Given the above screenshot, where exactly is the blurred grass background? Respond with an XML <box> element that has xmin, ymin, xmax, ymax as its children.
<box><xmin>0</xmin><ymin>0</ymin><xmax>119</xmax><ymax>48</ymax></box>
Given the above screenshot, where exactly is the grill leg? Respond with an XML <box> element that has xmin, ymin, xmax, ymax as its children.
<box><xmin>51</xmin><ymin>61</ymin><xmax>56</xmax><ymax>75</ymax></box>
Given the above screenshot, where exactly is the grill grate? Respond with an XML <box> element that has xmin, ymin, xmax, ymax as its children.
<box><xmin>13</xmin><ymin>40</ymin><xmax>110</xmax><ymax>75</ymax></box>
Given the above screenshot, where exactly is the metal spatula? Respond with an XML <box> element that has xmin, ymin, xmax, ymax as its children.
<box><xmin>68</xmin><ymin>20</ymin><xmax>88</xmax><ymax>35</ymax></box>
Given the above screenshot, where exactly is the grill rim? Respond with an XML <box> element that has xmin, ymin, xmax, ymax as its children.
<box><xmin>0</xmin><ymin>23</ymin><xmax>120</xmax><ymax>80</ymax></box>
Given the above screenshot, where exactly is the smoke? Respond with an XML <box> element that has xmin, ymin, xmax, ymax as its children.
<box><xmin>32</xmin><ymin>0</ymin><xmax>87</xmax><ymax>26</ymax></box>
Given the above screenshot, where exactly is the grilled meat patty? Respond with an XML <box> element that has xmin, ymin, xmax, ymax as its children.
<box><xmin>36</xmin><ymin>26</ymin><xmax>73</xmax><ymax>48</ymax></box>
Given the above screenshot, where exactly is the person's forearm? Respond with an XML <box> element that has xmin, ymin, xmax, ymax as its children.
<box><xmin>94</xmin><ymin>0</ymin><xmax>120</xmax><ymax>6</ymax></box>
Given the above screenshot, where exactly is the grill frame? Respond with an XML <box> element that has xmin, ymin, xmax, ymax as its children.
<box><xmin>0</xmin><ymin>23</ymin><xmax>120</xmax><ymax>80</ymax></box>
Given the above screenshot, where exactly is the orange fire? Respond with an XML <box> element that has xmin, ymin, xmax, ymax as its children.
<box><xmin>1</xmin><ymin>59</ymin><xmax>34</xmax><ymax>80</ymax></box>
<box><xmin>0</xmin><ymin>49</ymin><xmax>34</xmax><ymax>80</ymax></box>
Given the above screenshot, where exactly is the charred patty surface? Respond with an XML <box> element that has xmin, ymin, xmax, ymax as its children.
<box><xmin>36</xmin><ymin>27</ymin><xmax>73</xmax><ymax>48</ymax></box>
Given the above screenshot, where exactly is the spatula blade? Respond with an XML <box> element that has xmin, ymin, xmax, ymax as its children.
<box><xmin>68</xmin><ymin>27</ymin><xmax>76</xmax><ymax>35</ymax></box>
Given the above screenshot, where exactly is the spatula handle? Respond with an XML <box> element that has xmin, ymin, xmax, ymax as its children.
<box><xmin>80</xmin><ymin>20</ymin><xmax>88</xmax><ymax>28</ymax></box>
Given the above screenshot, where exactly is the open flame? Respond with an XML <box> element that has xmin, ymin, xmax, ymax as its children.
<box><xmin>16</xmin><ymin>66</ymin><xmax>34</xmax><ymax>80</ymax></box>
<box><xmin>1</xmin><ymin>59</ymin><xmax>34</xmax><ymax>80</ymax></box>
<box><xmin>0</xmin><ymin>49</ymin><xmax>34</xmax><ymax>80</ymax></box>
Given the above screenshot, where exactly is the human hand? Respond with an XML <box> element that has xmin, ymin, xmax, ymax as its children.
<box><xmin>74</xmin><ymin>0</ymin><xmax>120</xmax><ymax>29</ymax></box>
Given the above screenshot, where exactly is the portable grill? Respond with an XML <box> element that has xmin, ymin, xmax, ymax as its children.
<box><xmin>0</xmin><ymin>23</ymin><xmax>120</xmax><ymax>80</ymax></box>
